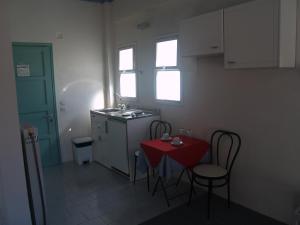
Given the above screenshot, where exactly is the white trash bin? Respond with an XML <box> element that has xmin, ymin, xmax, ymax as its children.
<box><xmin>72</xmin><ymin>137</ymin><xmax>93</xmax><ymax>165</ymax></box>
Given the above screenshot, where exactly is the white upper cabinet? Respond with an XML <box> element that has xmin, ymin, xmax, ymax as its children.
<box><xmin>224</xmin><ymin>0</ymin><xmax>297</xmax><ymax>69</ymax></box>
<box><xmin>179</xmin><ymin>10</ymin><xmax>224</xmax><ymax>57</ymax></box>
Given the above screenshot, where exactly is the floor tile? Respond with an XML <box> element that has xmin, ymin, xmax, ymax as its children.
<box><xmin>44</xmin><ymin>162</ymin><xmax>189</xmax><ymax>225</ymax></box>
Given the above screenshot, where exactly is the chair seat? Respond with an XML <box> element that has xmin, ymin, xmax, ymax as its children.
<box><xmin>135</xmin><ymin>150</ymin><xmax>141</xmax><ymax>157</ymax></box>
<box><xmin>193</xmin><ymin>164</ymin><xmax>227</xmax><ymax>178</ymax></box>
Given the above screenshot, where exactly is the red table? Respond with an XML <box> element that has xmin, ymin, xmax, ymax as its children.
<box><xmin>140</xmin><ymin>135</ymin><xmax>210</xmax><ymax>207</ymax></box>
<box><xmin>141</xmin><ymin>135</ymin><xmax>209</xmax><ymax>169</ymax></box>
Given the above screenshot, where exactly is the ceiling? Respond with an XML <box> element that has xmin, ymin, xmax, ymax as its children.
<box><xmin>113</xmin><ymin>0</ymin><xmax>253</xmax><ymax>21</ymax></box>
<box><xmin>81</xmin><ymin>0</ymin><xmax>113</xmax><ymax>3</ymax></box>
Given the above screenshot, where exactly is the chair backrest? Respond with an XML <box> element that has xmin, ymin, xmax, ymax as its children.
<box><xmin>210</xmin><ymin>130</ymin><xmax>241</xmax><ymax>175</ymax></box>
<box><xmin>149</xmin><ymin>120</ymin><xmax>172</xmax><ymax>140</ymax></box>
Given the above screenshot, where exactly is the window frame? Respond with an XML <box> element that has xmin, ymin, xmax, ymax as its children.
<box><xmin>118</xmin><ymin>44</ymin><xmax>137</xmax><ymax>100</ymax></box>
<box><xmin>154</xmin><ymin>35</ymin><xmax>182</xmax><ymax>103</ymax></box>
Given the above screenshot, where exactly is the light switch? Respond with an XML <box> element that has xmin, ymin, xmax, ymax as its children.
<box><xmin>56</xmin><ymin>32</ymin><xmax>64</xmax><ymax>39</ymax></box>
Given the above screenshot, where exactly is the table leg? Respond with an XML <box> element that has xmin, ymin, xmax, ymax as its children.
<box><xmin>175</xmin><ymin>169</ymin><xmax>185</xmax><ymax>187</ymax></box>
<box><xmin>186</xmin><ymin>169</ymin><xmax>192</xmax><ymax>182</ymax></box>
<box><xmin>160</xmin><ymin>177</ymin><xmax>170</xmax><ymax>207</ymax></box>
<box><xmin>188</xmin><ymin>172</ymin><xmax>194</xmax><ymax>205</ymax></box>
<box><xmin>186</xmin><ymin>169</ymin><xmax>197</xmax><ymax>195</ymax></box>
<box><xmin>152</xmin><ymin>176</ymin><xmax>170</xmax><ymax>207</ymax></box>
<box><xmin>152</xmin><ymin>176</ymin><xmax>160</xmax><ymax>196</ymax></box>
<box><xmin>147</xmin><ymin>168</ymin><xmax>150</xmax><ymax>192</ymax></box>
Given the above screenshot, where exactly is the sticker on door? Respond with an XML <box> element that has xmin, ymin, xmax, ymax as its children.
<box><xmin>16</xmin><ymin>64</ymin><xmax>31</xmax><ymax>77</ymax></box>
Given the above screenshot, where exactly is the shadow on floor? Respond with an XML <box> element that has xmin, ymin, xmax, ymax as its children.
<box><xmin>139</xmin><ymin>194</ymin><xmax>286</xmax><ymax>225</ymax></box>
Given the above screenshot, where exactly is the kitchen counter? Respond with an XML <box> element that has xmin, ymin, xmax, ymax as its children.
<box><xmin>90</xmin><ymin>108</ymin><xmax>159</xmax><ymax>122</ymax></box>
<box><xmin>90</xmin><ymin>108</ymin><xmax>160</xmax><ymax>179</ymax></box>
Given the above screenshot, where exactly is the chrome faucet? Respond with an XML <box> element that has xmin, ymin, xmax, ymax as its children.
<box><xmin>117</xmin><ymin>103</ymin><xmax>127</xmax><ymax>111</ymax></box>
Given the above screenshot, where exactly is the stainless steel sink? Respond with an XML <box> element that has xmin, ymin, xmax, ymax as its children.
<box><xmin>121</xmin><ymin>109</ymin><xmax>144</xmax><ymax>117</ymax></box>
<box><xmin>92</xmin><ymin>108</ymin><xmax>154</xmax><ymax>120</ymax></box>
<box><xmin>96</xmin><ymin>108</ymin><xmax>121</xmax><ymax>113</ymax></box>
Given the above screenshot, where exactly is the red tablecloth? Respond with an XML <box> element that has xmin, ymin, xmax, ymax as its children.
<box><xmin>141</xmin><ymin>135</ymin><xmax>209</xmax><ymax>168</ymax></box>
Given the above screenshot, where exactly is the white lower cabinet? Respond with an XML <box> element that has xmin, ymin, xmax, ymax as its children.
<box><xmin>91</xmin><ymin>111</ymin><xmax>160</xmax><ymax>180</ymax></box>
<box><xmin>91</xmin><ymin>112</ymin><xmax>110</xmax><ymax>168</ymax></box>
<box><xmin>108</xmin><ymin>119</ymin><xmax>128</xmax><ymax>174</ymax></box>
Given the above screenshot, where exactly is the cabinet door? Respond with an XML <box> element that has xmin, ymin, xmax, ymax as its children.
<box><xmin>224</xmin><ymin>0</ymin><xmax>279</xmax><ymax>69</ymax></box>
<box><xmin>107</xmin><ymin>120</ymin><xmax>129</xmax><ymax>174</ymax></box>
<box><xmin>180</xmin><ymin>10</ymin><xmax>223</xmax><ymax>56</ymax></box>
<box><xmin>91</xmin><ymin>113</ymin><xmax>110</xmax><ymax>167</ymax></box>
<box><xmin>127</xmin><ymin>116</ymin><xmax>160</xmax><ymax>181</ymax></box>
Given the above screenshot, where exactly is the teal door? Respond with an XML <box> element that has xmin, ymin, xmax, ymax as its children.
<box><xmin>13</xmin><ymin>43</ymin><xmax>61</xmax><ymax>167</ymax></box>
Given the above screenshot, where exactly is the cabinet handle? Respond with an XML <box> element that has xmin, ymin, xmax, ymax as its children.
<box><xmin>227</xmin><ymin>61</ymin><xmax>236</xmax><ymax>64</ymax></box>
<box><xmin>105</xmin><ymin>120</ymin><xmax>108</xmax><ymax>133</ymax></box>
<box><xmin>98</xmin><ymin>136</ymin><xmax>102</xmax><ymax>141</ymax></box>
<box><xmin>210</xmin><ymin>46</ymin><xmax>219</xmax><ymax>49</ymax></box>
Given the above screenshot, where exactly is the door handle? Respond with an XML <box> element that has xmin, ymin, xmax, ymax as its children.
<box><xmin>43</xmin><ymin>114</ymin><xmax>54</xmax><ymax>122</ymax></box>
<box><xmin>48</xmin><ymin>114</ymin><xmax>54</xmax><ymax>123</ymax></box>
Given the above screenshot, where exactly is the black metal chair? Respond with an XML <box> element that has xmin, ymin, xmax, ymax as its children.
<box><xmin>149</xmin><ymin>120</ymin><xmax>172</xmax><ymax>141</ymax></box>
<box><xmin>133</xmin><ymin>120</ymin><xmax>172</xmax><ymax>192</ymax></box>
<box><xmin>188</xmin><ymin>130</ymin><xmax>241</xmax><ymax>219</ymax></box>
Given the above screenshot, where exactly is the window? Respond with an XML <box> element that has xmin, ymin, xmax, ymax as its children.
<box><xmin>155</xmin><ymin>38</ymin><xmax>181</xmax><ymax>102</ymax></box>
<box><xmin>118</xmin><ymin>47</ymin><xmax>136</xmax><ymax>98</ymax></box>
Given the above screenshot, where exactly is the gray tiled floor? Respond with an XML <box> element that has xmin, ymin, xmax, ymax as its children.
<box><xmin>44</xmin><ymin>162</ymin><xmax>190</xmax><ymax>225</ymax></box>
<box><xmin>140</xmin><ymin>194</ymin><xmax>286</xmax><ymax>225</ymax></box>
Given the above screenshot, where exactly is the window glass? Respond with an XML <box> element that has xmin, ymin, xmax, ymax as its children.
<box><xmin>119</xmin><ymin>48</ymin><xmax>133</xmax><ymax>71</ymax></box>
<box><xmin>156</xmin><ymin>39</ymin><xmax>178</xmax><ymax>67</ymax></box>
<box><xmin>120</xmin><ymin>73</ymin><xmax>136</xmax><ymax>98</ymax></box>
<box><xmin>156</xmin><ymin>70</ymin><xmax>180</xmax><ymax>101</ymax></box>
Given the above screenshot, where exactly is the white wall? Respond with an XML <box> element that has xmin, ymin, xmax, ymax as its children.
<box><xmin>113</xmin><ymin>0</ymin><xmax>300</xmax><ymax>224</ymax></box>
<box><xmin>0</xmin><ymin>1</ymin><xmax>32</xmax><ymax>224</ymax></box>
<box><xmin>0</xmin><ymin>168</ymin><xmax>5</xmax><ymax>225</ymax></box>
<box><xmin>7</xmin><ymin>0</ymin><xmax>106</xmax><ymax>162</ymax></box>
